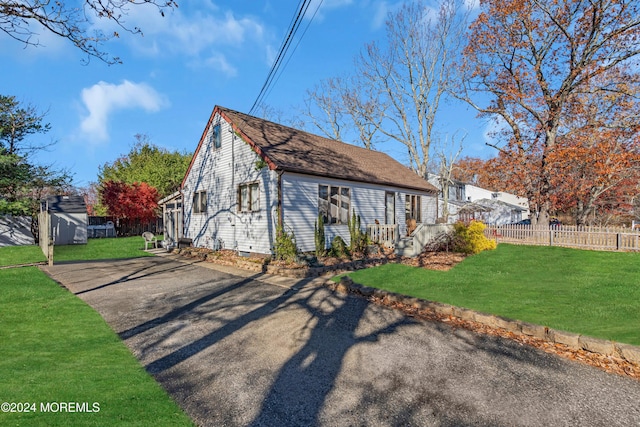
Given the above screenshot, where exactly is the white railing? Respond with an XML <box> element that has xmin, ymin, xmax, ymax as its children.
<box><xmin>367</xmin><ymin>224</ymin><xmax>398</xmax><ymax>246</ymax></box>
<box><xmin>485</xmin><ymin>224</ymin><xmax>640</xmax><ymax>252</ymax></box>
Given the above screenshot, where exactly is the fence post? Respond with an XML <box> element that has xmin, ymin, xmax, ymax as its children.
<box><xmin>48</xmin><ymin>238</ymin><xmax>54</xmax><ymax>266</ymax></box>
<box><xmin>616</xmin><ymin>233</ymin><xmax>621</xmax><ymax>251</ymax></box>
<box><xmin>549</xmin><ymin>229</ymin><xmax>554</xmax><ymax>247</ymax></box>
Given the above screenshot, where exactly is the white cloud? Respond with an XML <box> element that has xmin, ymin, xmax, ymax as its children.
<box><xmin>80</xmin><ymin>80</ymin><xmax>168</xmax><ymax>142</ymax></box>
<box><xmin>199</xmin><ymin>52</ymin><xmax>238</xmax><ymax>77</ymax></box>
<box><xmin>95</xmin><ymin>5</ymin><xmax>266</xmax><ymax>62</ymax></box>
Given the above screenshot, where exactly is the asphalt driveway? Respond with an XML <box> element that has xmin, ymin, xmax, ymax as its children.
<box><xmin>42</xmin><ymin>255</ymin><xmax>640</xmax><ymax>426</ymax></box>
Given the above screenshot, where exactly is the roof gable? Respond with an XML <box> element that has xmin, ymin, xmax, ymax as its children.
<box><xmin>183</xmin><ymin>106</ymin><xmax>437</xmax><ymax>193</ymax></box>
<box><xmin>43</xmin><ymin>196</ymin><xmax>87</xmax><ymax>213</ymax></box>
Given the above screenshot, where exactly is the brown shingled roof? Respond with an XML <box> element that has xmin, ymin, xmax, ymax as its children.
<box><xmin>186</xmin><ymin>106</ymin><xmax>437</xmax><ymax>194</ymax></box>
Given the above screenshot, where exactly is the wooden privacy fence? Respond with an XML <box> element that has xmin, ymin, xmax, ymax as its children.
<box><xmin>485</xmin><ymin>224</ymin><xmax>640</xmax><ymax>252</ymax></box>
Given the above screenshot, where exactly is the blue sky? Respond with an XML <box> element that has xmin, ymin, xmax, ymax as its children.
<box><xmin>1</xmin><ymin>0</ymin><xmax>494</xmax><ymax>188</ymax></box>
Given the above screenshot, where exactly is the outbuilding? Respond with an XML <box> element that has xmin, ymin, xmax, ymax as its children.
<box><xmin>41</xmin><ymin>195</ymin><xmax>88</xmax><ymax>245</ymax></box>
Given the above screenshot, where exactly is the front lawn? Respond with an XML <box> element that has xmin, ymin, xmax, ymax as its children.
<box><xmin>342</xmin><ymin>244</ymin><xmax>640</xmax><ymax>346</ymax></box>
<box><xmin>0</xmin><ymin>267</ymin><xmax>193</xmax><ymax>426</ymax></box>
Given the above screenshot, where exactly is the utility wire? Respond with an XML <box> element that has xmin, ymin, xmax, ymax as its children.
<box><xmin>249</xmin><ymin>0</ymin><xmax>323</xmax><ymax>115</ymax></box>
<box><xmin>263</xmin><ymin>0</ymin><xmax>324</xmax><ymax>106</ymax></box>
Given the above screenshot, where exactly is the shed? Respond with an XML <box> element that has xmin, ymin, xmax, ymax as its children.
<box><xmin>41</xmin><ymin>195</ymin><xmax>88</xmax><ymax>245</ymax></box>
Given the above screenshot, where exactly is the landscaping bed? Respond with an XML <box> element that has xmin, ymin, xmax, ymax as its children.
<box><xmin>171</xmin><ymin>246</ymin><xmax>467</xmax><ymax>277</ymax></box>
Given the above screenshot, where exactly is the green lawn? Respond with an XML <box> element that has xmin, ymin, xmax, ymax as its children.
<box><xmin>0</xmin><ymin>267</ymin><xmax>193</xmax><ymax>426</ymax></box>
<box><xmin>342</xmin><ymin>244</ymin><xmax>640</xmax><ymax>346</ymax></box>
<box><xmin>0</xmin><ymin>245</ymin><xmax>46</xmax><ymax>267</ymax></box>
<box><xmin>0</xmin><ymin>236</ymin><xmax>159</xmax><ymax>267</ymax></box>
<box><xmin>54</xmin><ymin>236</ymin><xmax>161</xmax><ymax>262</ymax></box>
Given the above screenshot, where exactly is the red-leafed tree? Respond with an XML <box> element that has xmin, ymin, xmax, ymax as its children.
<box><xmin>100</xmin><ymin>180</ymin><xmax>159</xmax><ymax>223</ymax></box>
<box><xmin>461</xmin><ymin>0</ymin><xmax>640</xmax><ymax>225</ymax></box>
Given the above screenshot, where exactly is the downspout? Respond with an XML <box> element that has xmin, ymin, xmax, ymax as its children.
<box><xmin>231</xmin><ymin>128</ymin><xmax>237</xmax><ymax>250</ymax></box>
<box><xmin>277</xmin><ymin>170</ymin><xmax>284</xmax><ymax>230</ymax></box>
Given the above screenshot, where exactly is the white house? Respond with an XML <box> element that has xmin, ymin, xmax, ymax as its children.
<box><xmin>181</xmin><ymin>106</ymin><xmax>439</xmax><ymax>255</ymax></box>
<box><xmin>428</xmin><ymin>175</ymin><xmax>529</xmax><ymax>225</ymax></box>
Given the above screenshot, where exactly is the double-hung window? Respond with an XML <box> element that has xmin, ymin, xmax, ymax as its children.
<box><xmin>193</xmin><ymin>191</ymin><xmax>207</xmax><ymax>214</ymax></box>
<box><xmin>238</xmin><ymin>182</ymin><xmax>259</xmax><ymax>212</ymax></box>
<box><xmin>318</xmin><ymin>185</ymin><xmax>350</xmax><ymax>224</ymax></box>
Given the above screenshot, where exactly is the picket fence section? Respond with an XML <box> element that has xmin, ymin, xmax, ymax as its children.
<box><xmin>484</xmin><ymin>224</ymin><xmax>640</xmax><ymax>252</ymax></box>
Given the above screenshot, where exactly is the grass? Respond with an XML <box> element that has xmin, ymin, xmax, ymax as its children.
<box><xmin>0</xmin><ymin>267</ymin><xmax>193</xmax><ymax>426</ymax></box>
<box><xmin>0</xmin><ymin>245</ymin><xmax>46</xmax><ymax>267</ymax></box>
<box><xmin>54</xmin><ymin>236</ymin><xmax>161</xmax><ymax>262</ymax></box>
<box><xmin>0</xmin><ymin>236</ymin><xmax>159</xmax><ymax>267</ymax></box>
<box><xmin>342</xmin><ymin>244</ymin><xmax>640</xmax><ymax>346</ymax></box>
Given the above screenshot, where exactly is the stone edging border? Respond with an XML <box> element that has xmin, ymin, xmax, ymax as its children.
<box><xmin>172</xmin><ymin>247</ymin><xmax>389</xmax><ymax>278</ymax></box>
<box><xmin>328</xmin><ymin>276</ymin><xmax>640</xmax><ymax>370</ymax></box>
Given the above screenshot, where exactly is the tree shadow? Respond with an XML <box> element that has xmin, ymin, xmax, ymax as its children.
<box><xmin>248</xmin><ymin>291</ymin><xmax>413</xmax><ymax>426</ymax></box>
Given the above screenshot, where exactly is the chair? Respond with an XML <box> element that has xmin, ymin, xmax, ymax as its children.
<box><xmin>142</xmin><ymin>231</ymin><xmax>158</xmax><ymax>250</ymax></box>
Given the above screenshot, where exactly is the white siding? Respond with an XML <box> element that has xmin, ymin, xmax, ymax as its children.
<box><xmin>183</xmin><ymin>114</ymin><xmax>277</xmax><ymax>253</ymax></box>
<box><xmin>281</xmin><ymin>172</ymin><xmax>435</xmax><ymax>253</ymax></box>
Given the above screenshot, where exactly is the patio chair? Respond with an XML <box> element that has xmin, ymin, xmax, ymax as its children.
<box><xmin>142</xmin><ymin>231</ymin><xmax>158</xmax><ymax>250</ymax></box>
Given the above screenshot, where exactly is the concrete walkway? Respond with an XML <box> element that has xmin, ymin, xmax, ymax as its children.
<box><xmin>42</xmin><ymin>254</ymin><xmax>640</xmax><ymax>427</ymax></box>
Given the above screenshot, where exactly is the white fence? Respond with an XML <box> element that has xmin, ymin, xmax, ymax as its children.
<box><xmin>485</xmin><ymin>224</ymin><xmax>640</xmax><ymax>252</ymax></box>
<box><xmin>367</xmin><ymin>224</ymin><xmax>398</xmax><ymax>247</ymax></box>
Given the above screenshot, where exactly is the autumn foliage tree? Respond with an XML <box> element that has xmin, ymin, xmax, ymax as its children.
<box><xmin>461</xmin><ymin>0</ymin><xmax>640</xmax><ymax>225</ymax></box>
<box><xmin>100</xmin><ymin>181</ymin><xmax>159</xmax><ymax>223</ymax></box>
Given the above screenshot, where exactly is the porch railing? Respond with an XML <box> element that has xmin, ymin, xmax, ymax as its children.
<box><xmin>367</xmin><ymin>224</ymin><xmax>398</xmax><ymax>247</ymax></box>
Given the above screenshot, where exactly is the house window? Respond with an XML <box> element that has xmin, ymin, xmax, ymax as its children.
<box><xmin>238</xmin><ymin>182</ymin><xmax>260</xmax><ymax>212</ymax></box>
<box><xmin>318</xmin><ymin>185</ymin><xmax>350</xmax><ymax>224</ymax></box>
<box><xmin>193</xmin><ymin>191</ymin><xmax>207</xmax><ymax>214</ymax></box>
<box><xmin>405</xmin><ymin>194</ymin><xmax>421</xmax><ymax>222</ymax></box>
<box><xmin>210</xmin><ymin>124</ymin><xmax>221</xmax><ymax>149</ymax></box>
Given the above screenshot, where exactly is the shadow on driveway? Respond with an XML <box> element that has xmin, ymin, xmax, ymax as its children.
<box><xmin>42</xmin><ymin>256</ymin><xmax>640</xmax><ymax>427</ymax></box>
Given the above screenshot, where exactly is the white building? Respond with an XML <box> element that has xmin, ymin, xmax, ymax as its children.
<box><xmin>181</xmin><ymin>106</ymin><xmax>439</xmax><ymax>255</ymax></box>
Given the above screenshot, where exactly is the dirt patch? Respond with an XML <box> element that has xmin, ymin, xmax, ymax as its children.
<box><xmin>391</xmin><ymin>251</ymin><xmax>467</xmax><ymax>271</ymax></box>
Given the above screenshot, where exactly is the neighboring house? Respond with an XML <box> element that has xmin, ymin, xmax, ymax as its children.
<box><xmin>428</xmin><ymin>175</ymin><xmax>529</xmax><ymax>225</ymax></box>
<box><xmin>41</xmin><ymin>195</ymin><xmax>88</xmax><ymax>245</ymax></box>
<box><xmin>181</xmin><ymin>106</ymin><xmax>438</xmax><ymax>255</ymax></box>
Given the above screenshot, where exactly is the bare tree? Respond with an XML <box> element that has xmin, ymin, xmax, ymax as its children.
<box><xmin>0</xmin><ymin>0</ymin><xmax>177</xmax><ymax>64</ymax></box>
<box><xmin>433</xmin><ymin>134</ymin><xmax>465</xmax><ymax>223</ymax></box>
<box><xmin>354</xmin><ymin>0</ymin><xmax>468</xmax><ymax>176</ymax></box>
<box><xmin>303</xmin><ymin>77</ymin><xmax>349</xmax><ymax>141</ymax></box>
<box><xmin>303</xmin><ymin>0</ymin><xmax>468</xmax><ymax>158</ymax></box>
<box><xmin>303</xmin><ymin>75</ymin><xmax>383</xmax><ymax>149</ymax></box>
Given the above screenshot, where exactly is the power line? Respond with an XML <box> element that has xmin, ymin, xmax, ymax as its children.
<box><xmin>248</xmin><ymin>0</ymin><xmax>323</xmax><ymax>115</ymax></box>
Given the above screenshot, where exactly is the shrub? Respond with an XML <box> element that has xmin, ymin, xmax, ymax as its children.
<box><xmin>314</xmin><ymin>213</ymin><xmax>325</xmax><ymax>257</ymax></box>
<box><xmin>329</xmin><ymin>236</ymin><xmax>350</xmax><ymax>258</ymax></box>
<box><xmin>348</xmin><ymin>210</ymin><xmax>370</xmax><ymax>253</ymax></box>
<box><xmin>274</xmin><ymin>225</ymin><xmax>298</xmax><ymax>262</ymax></box>
<box><xmin>453</xmin><ymin>220</ymin><xmax>497</xmax><ymax>254</ymax></box>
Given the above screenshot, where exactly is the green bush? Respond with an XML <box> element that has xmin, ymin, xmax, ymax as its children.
<box><xmin>348</xmin><ymin>210</ymin><xmax>370</xmax><ymax>253</ymax></box>
<box><xmin>274</xmin><ymin>225</ymin><xmax>298</xmax><ymax>262</ymax></box>
<box><xmin>329</xmin><ymin>235</ymin><xmax>350</xmax><ymax>258</ymax></box>
<box><xmin>453</xmin><ymin>220</ymin><xmax>497</xmax><ymax>254</ymax></box>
